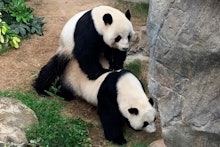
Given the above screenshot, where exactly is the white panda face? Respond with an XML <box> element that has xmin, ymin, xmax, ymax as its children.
<box><xmin>103</xmin><ymin>22</ymin><xmax>136</xmax><ymax>51</ymax></box>
<box><xmin>116</xmin><ymin>72</ymin><xmax>157</xmax><ymax>133</ymax></box>
<box><xmin>92</xmin><ymin>6</ymin><xmax>137</xmax><ymax>51</ymax></box>
<box><xmin>126</xmin><ymin>102</ymin><xmax>156</xmax><ymax>133</ymax></box>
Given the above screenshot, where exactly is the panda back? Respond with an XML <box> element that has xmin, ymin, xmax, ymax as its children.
<box><xmin>63</xmin><ymin>59</ymin><xmax>109</xmax><ymax>106</ymax></box>
<box><xmin>57</xmin><ymin>10</ymin><xmax>88</xmax><ymax>56</ymax></box>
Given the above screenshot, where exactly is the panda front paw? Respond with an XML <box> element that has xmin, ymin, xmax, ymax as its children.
<box><xmin>111</xmin><ymin>136</ymin><xmax>127</xmax><ymax>145</ymax></box>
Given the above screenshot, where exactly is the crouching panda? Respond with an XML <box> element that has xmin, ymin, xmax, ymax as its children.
<box><xmin>57</xmin><ymin>59</ymin><xmax>157</xmax><ymax>145</ymax></box>
<box><xmin>33</xmin><ymin>5</ymin><xmax>137</xmax><ymax>95</ymax></box>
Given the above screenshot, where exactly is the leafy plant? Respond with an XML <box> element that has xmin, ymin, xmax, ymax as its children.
<box><xmin>0</xmin><ymin>0</ymin><xmax>44</xmax><ymax>53</ymax></box>
<box><xmin>3</xmin><ymin>0</ymin><xmax>34</xmax><ymax>23</ymax></box>
<box><xmin>0</xmin><ymin>17</ymin><xmax>21</xmax><ymax>53</ymax></box>
<box><xmin>2</xmin><ymin>0</ymin><xmax>44</xmax><ymax>38</ymax></box>
<box><xmin>0</xmin><ymin>91</ymin><xmax>92</xmax><ymax>147</ymax></box>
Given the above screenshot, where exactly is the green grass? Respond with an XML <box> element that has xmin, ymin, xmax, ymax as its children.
<box><xmin>114</xmin><ymin>0</ymin><xmax>149</xmax><ymax>20</ymax></box>
<box><xmin>0</xmin><ymin>91</ymin><xmax>92</xmax><ymax>147</ymax></box>
<box><xmin>125</xmin><ymin>59</ymin><xmax>142</xmax><ymax>77</ymax></box>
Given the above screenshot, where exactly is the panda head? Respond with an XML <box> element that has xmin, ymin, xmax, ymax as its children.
<box><xmin>117</xmin><ymin>73</ymin><xmax>156</xmax><ymax>133</ymax></box>
<box><xmin>92</xmin><ymin>6</ymin><xmax>137</xmax><ymax>51</ymax></box>
<box><xmin>125</xmin><ymin>98</ymin><xmax>157</xmax><ymax>133</ymax></box>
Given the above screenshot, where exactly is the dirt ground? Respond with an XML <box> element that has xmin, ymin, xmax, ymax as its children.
<box><xmin>0</xmin><ymin>0</ymin><xmax>161</xmax><ymax>146</ymax></box>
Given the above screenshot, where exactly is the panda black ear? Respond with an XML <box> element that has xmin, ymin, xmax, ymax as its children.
<box><xmin>125</xmin><ymin>9</ymin><xmax>131</xmax><ymax>20</ymax></box>
<box><xmin>149</xmin><ymin>98</ymin><xmax>154</xmax><ymax>106</ymax></box>
<box><xmin>103</xmin><ymin>13</ymin><xmax>113</xmax><ymax>25</ymax></box>
<box><xmin>128</xmin><ymin>108</ymin><xmax>139</xmax><ymax>115</ymax></box>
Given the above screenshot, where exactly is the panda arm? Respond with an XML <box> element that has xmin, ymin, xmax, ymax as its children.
<box><xmin>97</xmin><ymin>74</ymin><xmax>127</xmax><ymax>145</ymax></box>
<box><xmin>97</xmin><ymin>93</ymin><xmax>126</xmax><ymax>145</ymax></box>
<box><xmin>76</xmin><ymin>52</ymin><xmax>109</xmax><ymax>79</ymax></box>
<box><xmin>104</xmin><ymin>48</ymin><xmax>127</xmax><ymax>70</ymax></box>
<box><xmin>111</xmin><ymin>49</ymin><xmax>127</xmax><ymax>70</ymax></box>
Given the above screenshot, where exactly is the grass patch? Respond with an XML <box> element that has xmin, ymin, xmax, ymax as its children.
<box><xmin>0</xmin><ymin>91</ymin><xmax>92</xmax><ymax>147</ymax></box>
<box><xmin>125</xmin><ymin>59</ymin><xmax>142</xmax><ymax>77</ymax></box>
<box><xmin>114</xmin><ymin>0</ymin><xmax>149</xmax><ymax>21</ymax></box>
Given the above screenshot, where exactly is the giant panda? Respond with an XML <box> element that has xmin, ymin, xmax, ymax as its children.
<box><xmin>57</xmin><ymin>59</ymin><xmax>156</xmax><ymax>145</ymax></box>
<box><xmin>34</xmin><ymin>5</ymin><xmax>137</xmax><ymax>95</ymax></box>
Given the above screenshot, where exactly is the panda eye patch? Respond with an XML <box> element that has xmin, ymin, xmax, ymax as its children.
<box><xmin>128</xmin><ymin>108</ymin><xmax>139</xmax><ymax>115</ymax></box>
<box><xmin>115</xmin><ymin>35</ymin><xmax>121</xmax><ymax>42</ymax></box>
<box><xmin>128</xmin><ymin>34</ymin><xmax>131</xmax><ymax>41</ymax></box>
<box><xmin>143</xmin><ymin>121</ymin><xmax>149</xmax><ymax>128</ymax></box>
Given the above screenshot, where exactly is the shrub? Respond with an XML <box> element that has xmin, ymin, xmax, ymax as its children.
<box><xmin>0</xmin><ymin>0</ymin><xmax>44</xmax><ymax>53</ymax></box>
<box><xmin>0</xmin><ymin>17</ymin><xmax>21</xmax><ymax>53</ymax></box>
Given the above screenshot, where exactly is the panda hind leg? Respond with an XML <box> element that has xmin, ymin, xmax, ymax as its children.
<box><xmin>55</xmin><ymin>80</ymin><xmax>76</xmax><ymax>101</ymax></box>
<box><xmin>33</xmin><ymin>54</ymin><xmax>70</xmax><ymax>95</ymax></box>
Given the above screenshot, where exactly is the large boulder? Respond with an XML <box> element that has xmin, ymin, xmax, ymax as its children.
<box><xmin>0</xmin><ymin>97</ymin><xmax>38</xmax><ymax>146</ymax></box>
<box><xmin>147</xmin><ymin>0</ymin><xmax>220</xmax><ymax>146</ymax></box>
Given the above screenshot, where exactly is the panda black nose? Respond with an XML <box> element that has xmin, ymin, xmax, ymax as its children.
<box><xmin>143</xmin><ymin>121</ymin><xmax>149</xmax><ymax>128</ymax></box>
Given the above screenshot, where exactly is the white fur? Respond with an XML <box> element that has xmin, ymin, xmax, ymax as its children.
<box><xmin>57</xmin><ymin>10</ymin><xmax>88</xmax><ymax>57</ymax></box>
<box><xmin>57</xmin><ymin>5</ymin><xmax>137</xmax><ymax>56</ymax></box>
<box><xmin>63</xmin><ymin>59</ymin><xmax>110</xmax><ymax>105</ymax></box>
<box><xmin>117</xmin><ymin>73</ymin><xmax>156</xmax><ymax>132</ymax></box>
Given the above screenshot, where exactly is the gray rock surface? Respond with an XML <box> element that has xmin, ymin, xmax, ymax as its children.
<box><xmin>0</xmin><ymin>97</ymin><xmax>38</xmax><ymax>146</ymax></box>
<box><xmin>147</xmin><ymin>0</ymin><xmax>220</xmax><ymax>146</ymax></box>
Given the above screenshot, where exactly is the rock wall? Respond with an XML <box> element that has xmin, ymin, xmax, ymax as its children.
<box><xmin>147</xmin><ymin>0</ymin><xmax>220</xmax><ymax>146</ymax></box>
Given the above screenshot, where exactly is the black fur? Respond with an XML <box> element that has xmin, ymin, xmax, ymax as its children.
<box><xmin>97</xmin><ymin>70</ymin><xmax>128</xmax><ymax>145</ymax></box>
<box><xmin>125</xmin><ymin>10</ymin><xmax>131</xmax><ymax>20</ymax></box>
<box><xmin>55</xmin><ymin>78</ymin><xmax>77</xmax><ymax>101</ymax></box>
<box><xmin>33</xmin><ymin>54</ymin><xmax>70</xmax><ymax>95</ymax></box>
<box><xmin>103</xmin><ymin>13</ymin><xmax>113</xmax><ymax>25</ymax></box>
<box><xmin>104</xmin><ymin>49</ymin><xmax>127</xmax><ymax>70</ymax></box>
<box><xmin>73</xmin><ymin>10</ymin><xmax>126</xmax><ymax>80</ymax></box>
<box><xmin>149</xmin><ymin>98</ymin><xmax>154</xmax><ymax>106</ymax></box>
<box><xmin>128</xmin><ymin>108</ymin><xmax>139</xmax><ymax>115</ymax></box>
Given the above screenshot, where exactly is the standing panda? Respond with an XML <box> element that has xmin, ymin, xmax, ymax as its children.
<box><xmin>34</xmin><ymin>5</ymin><xmax>137</xmax><ymax>95</ymax></box>
<box><xmin>57</xmin><ymin>59</ymin><xmax>156</xmax><ymax>145</ymax></box>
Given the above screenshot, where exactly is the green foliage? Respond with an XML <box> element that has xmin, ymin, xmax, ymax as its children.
<box><xmin>131</xmin><ymin>2</ymin><xmax>149</xmax><ymax>18</ymax></box>
<box><xmin>0</xmin><ymin>18</ymin><xmax>21</xmax><ymax>53</ymax></box>
<box><xmin>1</xmin><ymin>0</ymin><xmax>44</xmax><ymax>38</ymax></box>
<box><xmin>3</xmin><ymin>0</ymin><xmax>34</xmax><ymax>23</ymax></box>
<box><xmin>44</xmin><ymin>77</ymin><xmax>62</xmax><ymax>98</ymax></box>
<box><xmin>0</xmin><ymin>0</ymin><xmax>44</xmax><ymax>53</ymax></box>
<box><xmin>125</xmin><ymin>60</ymin><xmax>142</xmax><ymax>77</ymax></box>
<box><xmin>115</xmin><ymin>0</ymin><xmax>149</xmax><ymax>19</ymax></box>
<box><xmin>0</xmin><ymin>91</ymin><xmax>92</xmax><ymax>147</ymax></box>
